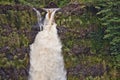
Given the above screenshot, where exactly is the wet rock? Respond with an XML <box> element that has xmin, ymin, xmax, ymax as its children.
<box><xmin>32</xmin><ymin>23</ymin><xmax>40</xmax><ymax>31</ymax></box>
<box><xmin>44</xmin><ymin>2</ymin><xmax>58</xmax><ymax>8</ymax></box>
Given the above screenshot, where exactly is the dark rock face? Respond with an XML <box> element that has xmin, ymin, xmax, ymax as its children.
<box><xmin>44</xmin><ymin>2</ymin><xmax>58</xmax><ymax>8</ymax></box>
<box><xmin>67</xmin><ymin>63</ymin><xmax>106</xmax><ymax>77</ymax></box>
<box><xmin>71</xmin><ymin>45</ymin><xmax>91</xmax><ymax>55</ymax></box>
<box><xmin>62</xmin><ymin>3</ymin><xmax>85</xmax><ymax>15</ymax></box>
<box><xmin>0</xmin><ymin>3</ymin><xmax>85</xmax><ymax>15</ymax></box>
<box><xmin>0</xmin><ymin>67</ymin><xmax>28</xmax><ymax>80</ymax></box>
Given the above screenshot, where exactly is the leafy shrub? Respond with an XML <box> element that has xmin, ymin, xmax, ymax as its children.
<box><xmin>96</xmin><ymin>0</ymin><xmax>120</xmax><ymax>68</ymax></box>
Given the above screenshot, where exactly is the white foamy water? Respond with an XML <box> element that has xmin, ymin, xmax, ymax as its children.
<box><xmin>29</xmin><ymin>8</ymin><xmax>66</xmax><ymax>80</ymax></box>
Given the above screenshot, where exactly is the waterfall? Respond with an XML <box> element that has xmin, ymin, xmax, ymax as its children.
<box><xmin>28</xmin><ymin>8</ymin><xmax>67</xmax><ymax>80</ymax></box>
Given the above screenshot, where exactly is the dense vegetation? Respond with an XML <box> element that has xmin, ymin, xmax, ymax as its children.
<box><xmin>0</xmin><ymin>0</ymin><xmax>120</xmax><ymax>80</ymax></box>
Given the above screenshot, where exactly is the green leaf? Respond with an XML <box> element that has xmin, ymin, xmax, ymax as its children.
<box><xmin>97</xmin><ymin>9</ymin><xmax>111</xmax><ymax>15</ymax></box>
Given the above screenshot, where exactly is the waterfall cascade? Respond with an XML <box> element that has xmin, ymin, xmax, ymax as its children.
<box><xmin>29</xmin><ymin>8</ymin><xmax>67</xmax><ymax>80</ymax></box>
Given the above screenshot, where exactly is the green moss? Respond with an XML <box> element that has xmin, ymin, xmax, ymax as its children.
<box><xmin>19</xmin><ymin>34</ymin><xmax>29</xmax><ymax>47</ymax></box>
<box><xmin>68</xmin><ymin>75</ymin><xmax>79</xmax><ymax>80</ymax></box>
<box><xmin>65</xmin><ymin>54</ymin><xmax>80</xmax><ymax>68</ymax></box>
<box><xmin>0</xmin><ymin>32</ymin><xmax>20</xmax><ymax>48</ymax></box>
